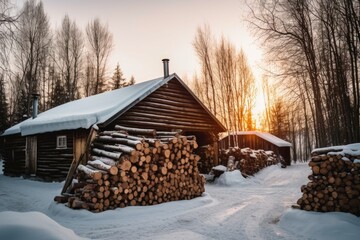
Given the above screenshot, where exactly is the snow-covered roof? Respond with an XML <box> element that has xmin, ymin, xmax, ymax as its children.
<box><xmin>2</xmin><ymin>75</ymin><xmax>164</xmax><ymax>136</ymax></box>
<box><xmin>220</xmin><ymin>131</ymin><xmax>292</xmax><ymax>147</ymax></box>
<box><xmin>2</xmin><ymin>73</ymin><xmax>225</xmax><ymax>137</ymax></box>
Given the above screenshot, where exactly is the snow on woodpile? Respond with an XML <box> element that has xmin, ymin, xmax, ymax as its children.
<box><xmin>56</xmin><ymin>125</ymin><xmax>205</xmax><ymax>212</ymax></box>
<box><xmin>296</xmin><ymin>143</ymin><xmax>360</xmax><ymax>216</ymax></box>
<box><xmin>212</xmin><ymin>165</ymin><xmax>227</xmax><ymax>172</ymax></box>
<box><xmin>219</xmin><ymin>147</ymin><xmax>281</xmax><ymax>176</ymax></box>
<box><xmin>214</xmin><ymin>170</ymin><xmax>246</xmax><ymax>186</ymax></box>
<box><xmin>0</xmin><ymin>211</ymin><xmax>84</xmax><ymax>240</ymax></box>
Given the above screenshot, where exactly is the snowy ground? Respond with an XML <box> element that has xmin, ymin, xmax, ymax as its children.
<box><xmin>0</xmin><ymin>160</ymin><xmax>360</xmax><ymax>240</ymax></box>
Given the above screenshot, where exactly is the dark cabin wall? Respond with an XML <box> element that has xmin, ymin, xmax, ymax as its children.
<box><xmin>1</xmin><ymin>134</ymin><xmax>26</xmax><ymax>176</ymax></box>
<box><xmin>36</xmin><ymin>130</ymin><xmax>74</xmax><ymax>181</ymax></box>
<box><xmin>1</xmin><ymin>129</ymin><xmax>87</xmax><ymax>181</ymax></box>
<box><xmin>107</xmin><ymin>79</ymin><xmax>222</xmax><ymax>139</ymax></box>
<box><xmin>279</xmin><ymin>147</ymin><xmax>291</xmax><ymax>165</ymax></box>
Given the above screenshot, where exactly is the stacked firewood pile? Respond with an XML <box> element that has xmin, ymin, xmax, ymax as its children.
<box><xmin>197</xmin><ymin>145</ymin><xmax>215</xmax><ymax>173</ymax></box>
<box><xmin>61</xmin><ymin>125</ymin><xmax>205</xmax><ymax>212</ymax></box>
<box><xmin>219</xmin><ymin>147</ymin><xmax>279</xmax><ymax>176</ymax></box>
<box><xmin>296</xmin><ymin>148</ymin><xmax>360</xmax><ymax>216</ymax></box>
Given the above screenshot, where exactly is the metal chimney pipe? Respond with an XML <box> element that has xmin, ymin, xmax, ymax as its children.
<box><xmin>162</xmin><ymin>58</ymin><xmax>169</xmax><ymax>78</ymax></box>
<box><xmin>32</xmin><ymin>93</ymin><xmax>40</xmax><ymax>119</ymax></box>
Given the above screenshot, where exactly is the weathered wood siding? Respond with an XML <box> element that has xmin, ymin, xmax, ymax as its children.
<box><xmin>109</xmin><ymin>79</ymin><xmax>222</xmax><ymax>136</ymax></box>
<box><xmin>36</xmin><ymin>130</ymin><xmax>74</xmax><ymax>181</ymax></box>
<box><xmin>73</xmin><ymin>129</ymin><xmax>88</xmax><ymax>165</ymax></box>
<box><xmin>1</xmin><ymin>134</ymin><xmax>26</xmax><ymax>176</ymax></box>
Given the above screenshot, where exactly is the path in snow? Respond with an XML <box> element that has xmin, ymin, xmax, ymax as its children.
<box><xmin>140</xmin><ymin>163</ymin><xmax>311</xmax><ymax>240</ymax></box>
<box><xmin>0</xmin><ymin>162</ymin><xmax>314</xmax><ymax>239</ymax></box>
<box><xmin>56</xmin><ymin>163</ymin><xmax>310</xmax><ymax>240</ymax></box>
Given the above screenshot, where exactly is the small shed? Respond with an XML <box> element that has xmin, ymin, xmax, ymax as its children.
<box><xmin>0</xmin><ymin>63</ymin><xmax>226</xmax><ymax>181</ymax></box>
<box><xmin>219</xmin><ymin>131</ymin><xmax>292</xmax><ymax>165</ymax></box>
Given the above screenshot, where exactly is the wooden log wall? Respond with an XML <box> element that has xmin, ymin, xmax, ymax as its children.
<box><xmin>110</xmin><ymin>79</ymin><xmax>222</xmax><ymax>133</ymax></box>
<box><xmin>1</xmin><ymin>134</ymin><xmax>26</xmax><ymax>176</ymax></box>
<box><xmin>219</xmin><ymin>147</ymin><xmax>280</xmax><ymax>176</ymax></box>
<box><xmin>36</xmin><ymin>131</ymin><xmax>74</xmax><ymax>181</ymax></box>
<box><xmin>296</xmin><ymin>150</ymin><xmax>360</xmax><ymax>216</ymax></box>
<box><xmin>56</xmin><ymin>125</ymin><xmax>205</xmax><ymax>212</ymax></box>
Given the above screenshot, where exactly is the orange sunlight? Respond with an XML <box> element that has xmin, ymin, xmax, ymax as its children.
<box><xmin>252</xmin><ymin>81</ymin><xmax>266</xmax><ymax>130</ymax></box>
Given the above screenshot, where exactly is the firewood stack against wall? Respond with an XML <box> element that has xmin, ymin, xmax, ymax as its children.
<box><xmin>56</xmin><ymin>125</ymin><xmax>205</xmax><ymax>212</ymax></box>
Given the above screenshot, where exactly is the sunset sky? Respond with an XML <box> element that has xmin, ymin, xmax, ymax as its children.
<box><xmin>32</xmin><ymin>0</ymin><xmax>263</xmax><ymax>83</ymax></box>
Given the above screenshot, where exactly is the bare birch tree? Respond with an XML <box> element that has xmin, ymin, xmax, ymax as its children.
<box><xmin>193</xmin><ymin>24</ymin><xmax>216</xmax><ymax>115</ymax></box>
<box><xmin>192</xmin><ymin>26</ymin><xmax>257</xmax><ymax>138</ymax></box>
<box><xmin>86</xmin><ymin>18</ymin><xmax>113</xmax><ymax>94</ymax></box>
<box><xmin>14</xmin><ymin>0</ymin><xmax>51</xmax><ymax>117</ymax></box>
<box><xmin>55</xmin><ymin>14</ymin><xmax>84</xmax><ymax>101</ymax></box>
<box><xmin>248</xmin><ymin>0</ymin><xmax>360</xmax><ymax>153</ymax></box>
<box><xmin>0</xmin><ymin>0</ymin><xmax>17</xmax><ymax>72</ymax></box>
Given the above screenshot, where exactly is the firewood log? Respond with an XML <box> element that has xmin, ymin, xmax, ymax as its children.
<box><xmin>92</xmin><ymin>148</ymin><xmax>122</xmax><ymax>160</ymax></box>
<box><xmin>90</xmin><ymin>156</ymin><xmax>117</xmax><ymax>166</ymax></box>
<box><xmin>95</xmin><ymin>137</ymin><xmax>143</xmax><ymax>151</ymax></box>
<box><xmin>77</xmin><ymin>164</ymin><xmax>102</xmax><ymax>180</ymax></box>
<box><xmin>115</xmin><ymin>125</ymin><xmax>156</xmax><ymax>136</ymax></box>
<box><xmin>88</xmin><ymin>160</ymin><xmax>118</xmax><ymax>175</ymax></box>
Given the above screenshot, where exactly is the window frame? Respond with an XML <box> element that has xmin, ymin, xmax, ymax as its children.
<box><xmin>56</xmin><ymin>135</ymin><xmax>67</xmax><ymax>149</ymax></box>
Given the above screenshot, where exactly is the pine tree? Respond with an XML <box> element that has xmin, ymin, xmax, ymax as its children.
<box><xmin>111</xmin><ymin>63</ymin><xmax>126</xmax><ymax>90</ymax></box>
<box><xmin>50</xmin><ymin>77</ymin><xmax>68</xmax><ymax>108</ymax></box>
<box><xmin>127</xmin><ymin>75</ymin><xmax>135</xmax><ymax>86</ymax></box>
<box><xmin>0</xmin><ymin>74</ymin><xmax>9</xmax><ymax>133</ymax></box>
<box><xmin>13</xmin><ymin>87</ymin><xmax>28</xmax><ymax>124</ymax></box>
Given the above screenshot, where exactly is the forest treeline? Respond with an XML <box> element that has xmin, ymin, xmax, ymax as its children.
<box><xmin>0</xmin><ymin>0</ymin><xmax>134</xmax><ymax>132</ymax></box>
<box><xmin>192</xmin><ymin>0</ymin><xmax>360</xmax><ymax>161</ymax></box>
<box><xmin>248</xmin><ymin>0</ymin><xmax>360</xmax><ymax>160</ymax></box>
<box><xmin>191</xmin><ymin>25</ymin><xmax>294</xmax><ymax>155</ymax></box>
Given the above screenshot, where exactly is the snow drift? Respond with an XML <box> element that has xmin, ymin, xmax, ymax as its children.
<box><xmin>0</xmin><ymin>211</ymin><xmax>85</xmax><ymax>240</ymax></box>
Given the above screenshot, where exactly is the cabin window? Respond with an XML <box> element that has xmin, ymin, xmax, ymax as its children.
<box><xmin>57</xmin><ymin>135</ymin><xmax>67</xmax><ymax>149</ymax></box>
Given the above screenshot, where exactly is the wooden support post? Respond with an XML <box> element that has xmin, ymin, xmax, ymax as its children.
<box><xmin>25</xmin><ymin>136</ymin><xmax>37</xmax><ymax>175</ymax></box>
<box><xmin>211</xmin><ymin>133</ymin><xmax>219</xmax><ymax>166</ymax></box>
<box><xmin>61</xmin><ymin>126</ymin><xmax>98</xmax><ymax>194</ymax></box>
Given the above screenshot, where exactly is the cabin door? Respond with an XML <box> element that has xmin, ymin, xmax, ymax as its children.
<box><xmin>25</xmin><ymin>136</ymin><xmax>37</xmax><ymax>175</ymax></box>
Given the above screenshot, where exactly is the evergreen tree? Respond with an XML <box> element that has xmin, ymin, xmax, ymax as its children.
<box><xmin>127</xmin><ymin>75</ymin><xmax>135</xmax><ymax>86</ymax></box>
<box><xmin>0</xmin><ymin>74</ymin><xmax>8</xmax><ymax>133</ymax></box>
<box><xmin>110</xmin><ymin>63</ymin><xmax>126</xmax><ymax>89</ymax></box>
<box><xmin>13</xmin><ymin>87</ymin><xmax>28</xmax><ymax>124</ymax></box>
<box><xmin>50</xmin><ymin>77</ymin><xmax>68</xmax><ymax>108</ymax></box>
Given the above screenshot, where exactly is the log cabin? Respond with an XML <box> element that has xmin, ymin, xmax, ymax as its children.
<box><xmin>219</xmin><ymin>131</ymin><xmax>292</xmax><ymax>165</ymax></box>
<box><xmin>0</xmin><ymin>60</ymin><xmax>226</xmax><ymax>181</ymax></box>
